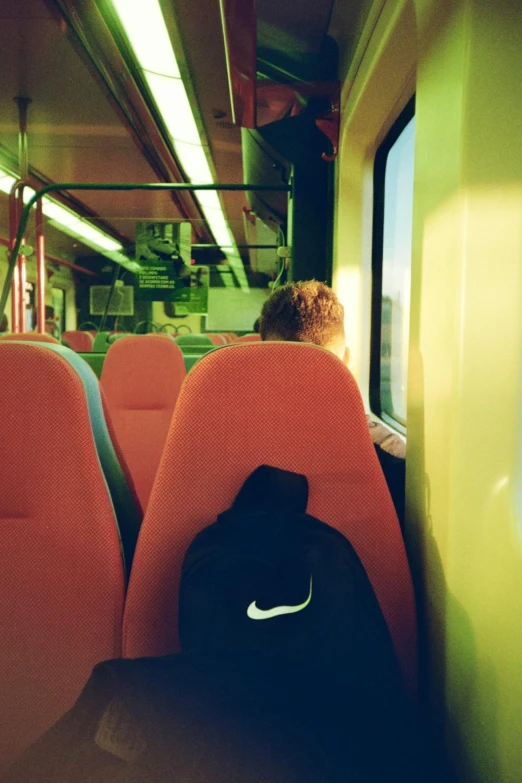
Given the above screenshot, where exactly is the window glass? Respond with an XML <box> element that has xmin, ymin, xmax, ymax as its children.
<box><xmin>379</xmin><ymin>116</ymin><xmax>415</xmax><ymax>426</ymax></box>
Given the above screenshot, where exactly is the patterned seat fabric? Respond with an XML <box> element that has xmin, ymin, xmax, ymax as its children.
<box><xmin>205</xmin><ymin>333</ymin><xmax>227</xmax><ymax>345</ymax></box>
<box><xmin>0</xmin><ymin>342</ymin><xmax>126</xmax><ymax>777</ymax></box>
<box><xmin>0</xmin><ymin>332</ymin><xmax>60</xmax><ymax>344</ymax></box>
<box><xmin>233</xmin><ymin>333</ymin><xmax>262</xmax><ymax>343</ymax></box>
<box><xmin>36</xmin><ymin>342</ymin><xmax>143</xmax><ymax>570</ymax></box>
<box><xmin>123</xmin><ymin>342</ymin><xmax>417</xmax><ymax>694</ymax></box>
<box><xmin>101</xmin><ymin>335</ymin><xmax>186</xmax><ymax>512</ymax></box>
<box><xmin>62</xmin><ymin>330</ymin><xmax>94</xmax><ymax>352</ymax></box>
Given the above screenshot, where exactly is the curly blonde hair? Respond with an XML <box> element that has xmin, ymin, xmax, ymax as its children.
<box><xmin>260</xmin><ymin>281</ymin><xmax>345</xmax><ymax>348</ymax></box>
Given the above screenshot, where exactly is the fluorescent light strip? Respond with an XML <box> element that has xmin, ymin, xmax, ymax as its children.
<box><xmin>145</xmin><ymin>72</ymin><xmax>201</xmax><ymax>145</ymax></box>
<box><xmin>0</xmin><ymin>170</ymin><xmax>134</xmax><ymax>268</ymax></box>
<box><xmin>21</xmin><ymin>186</ymin><xmax>123</xmax><ymax>253</ymax></box>
<box><xmin>109</xmin><ymin>0</ymin><xmax>249</xmax><ymax>291</ymax></box>
<box><xmin>0</xmin><ymin>174</ymin><xmax>16</xmax><ymax>194</ymax></box>
<box><xmin>110</xmin><ymin>0</ymin><xmax>180</xmax><ymax>77</ymax></box>
<box><xmin>172</xmin><ymin>142</ymin><xmax>213</xmax><ymax>184</ymax></box>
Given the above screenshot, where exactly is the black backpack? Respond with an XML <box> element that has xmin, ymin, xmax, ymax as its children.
<box><xmin>4</xmin><ymin>466</ymin><xmax>424</xmax><ymax>783</ymax></box>
<box><xmin>180</xmin><ymin>464</ymin><xmax>402</xmax><ymax>678</ymax></box>
<box><xmin>177</xmin><ymin>465</ymin><xmax>422</xmax><ymax>778</ymax></box>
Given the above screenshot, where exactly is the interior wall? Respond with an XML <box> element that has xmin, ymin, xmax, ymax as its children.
<box><xmin>409</xmin><ymin>1</ymin><xmax>522</xmax><ymax>781</ymax></box>
<box><xmin>206</xmin><ymin>287</ymin><xmax>270</xmax><ymax>331</ymax></box>
<box><xmin>152</xmin><ymin>302</ymin><xmax>202</xmax><ymax>334</ymax></box>
<box><xmin>337</xmin><ymin>0</ymin><xmax>522</xmax><ymax>780</ymax></box>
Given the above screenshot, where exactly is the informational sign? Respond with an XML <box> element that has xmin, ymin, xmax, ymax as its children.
<box><xmin>174</xmin><ymin>265</ymin><xmax>209</xmax><ymax>315</ymax></box>
<box><xmin>134</xmin><ymin>221</ymin><xmax>208</xmax><ymax>313</ymax></box>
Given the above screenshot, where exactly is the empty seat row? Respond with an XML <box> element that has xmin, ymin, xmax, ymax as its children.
<box><xmin>0</xmin><ymin>339</ymin><xmax>417</xmax><ymax>777</ymax></box>
<box><xmin>1</xmin><ymin>330</ymin><xmax>257</xmax><ymax>355</ymax></box>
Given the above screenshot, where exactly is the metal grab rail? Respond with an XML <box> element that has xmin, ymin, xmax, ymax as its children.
<box><xmin>134</xmin><ymin>320</ymin><xmax>159</xmax><ymax>334</ymax></box>
<box><xmin>0</xmin><ymin>181</ymin><xmax>292</xmax><ymax>324</ymax></box>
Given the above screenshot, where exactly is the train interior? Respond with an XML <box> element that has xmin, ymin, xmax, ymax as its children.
<box><xmin>1</xmin><ymin>0</ymin><xmax>522</xmax><ymax>781</ymax></box>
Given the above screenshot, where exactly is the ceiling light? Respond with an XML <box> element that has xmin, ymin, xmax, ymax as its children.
<box><xmin>108</xmin><ymin>0</ymin><xmax>249</xmax><ymax>291</ymax></box>
<box><xmin>172</xmin><ymin>142</ymin><xmax>214</xmax><ymax>184</ymax></box>
<box><xmin>144</xmin><ymin>72</ymin><xmax>201</xmax><ymax>145</ymax></box>
<box><xmin>0</xmin><ymin>168</ymin><xmax>126</xmax><ymax>262</ymax></box>
<box><xmin>0</xmin><ymin>173</ymin><xmax>16</xmax><ymax>194</ymax></box>
<box><xmin>109</xmin><ymin>0</ymin><xmax>180</xmax><ymax>77</ymax></box>
<box><xmin>195</xmin><ymin>190</ymin><xmax>223</xmax><ymax>211</ymax></box>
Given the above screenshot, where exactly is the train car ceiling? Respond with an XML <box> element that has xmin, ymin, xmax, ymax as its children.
<box><xmin>0</xmin><ymin>0</ymin><xmax>373</xmax><ymax>288</ymax></box>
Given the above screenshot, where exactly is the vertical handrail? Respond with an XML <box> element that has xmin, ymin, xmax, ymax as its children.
<box><xmin>18</xmin><ymin>223</ymin><xmax>27</xmax><ymax>333</ymax></box>
<box><xmin>35</xmin><ymin>199</ymin><xmax>46</xmax><ymax>334</ymax></box>
<box><xmin>8</xmin><ymin>185</ymin><xmax>23</xmax><ymax>333</ymax></box>
<box><xmin>99</xmin><ymin>263</ymin><xmax>120</xmax><ymax>333</ymax></box>
<box><xmin>13</xmin><ymin>97</ymin><xmax>32</xmax><ymax>334</ymax></box>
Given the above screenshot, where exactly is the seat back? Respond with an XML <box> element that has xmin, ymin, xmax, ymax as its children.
<box><xmin>0</xmin><ymin>332</ymin><xmax>60</xmax><ymax>344</ymax></box>
<box><xmin>174</xmin><ymin>334</ymin><xmax>214</xmax><ymax>347</ymax></box>
<box><xmin>0</xmin><ymin>343</ymin><xmax>125</xmax><ymax>776</ymax></box>
<box><xmin>205</xmin><ymin>333</ymin><xmax>227</xmax><ymax>345</ymax></box>
<box><xmin>234</xmin><ymin>333</ymin><xmax>262</xmax><ymax>343</ymax></box>
<box><xmin>37</xmin><ymin>343</ymin><xmax>142</xmax><ymax>569</ymax></box>
<box><xmin>101</xmin><ymin>335</ymin><xmax>186</xmax><ymax>511</ymax></box>
<box><xmin>92</xmin><ymin>331</ymin><xmax>111</xmax><ymax>351</ymax></box>
<box><xmin>62</xmin><ymin>330</ymin><xmax>94</xmax><ymax>352</ymax></box>
<box><xmin>123</xmin><ymin>342</ymin><xmax>417</xmax><ymax>692</ymax></box>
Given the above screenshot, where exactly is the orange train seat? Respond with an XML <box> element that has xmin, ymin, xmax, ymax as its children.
<box><xmin>0</xmin><ymin>342</ymin><xmax>126</xmax><ymax>776</ymax></box>
<box><xmin>101</xmin><ymin>335</ymin><xmax>186</xmax><ymax>511</ymax></box>
<box><xmin>234</xmin><ymin>333</ymin><xmax>262</xmax><ymax>343</ymax></box>
<box><xmin>205</xmin><ymin>333</ymin><xmax>227</xmax><ymax>345</ymax></box>
<box><xmin>62</xmin><ymin>330</ymin><xmax>94</xmax><ymax>352</ymax></box>
<box><xmin>0</xmin><ymin>332</ymin><xmax>60</xmax><ymax>344</ymax></box>
<box><xmin>122</xmin><ymin>342</ymin><xmax>417</xmax><ymax>694</ymax></box>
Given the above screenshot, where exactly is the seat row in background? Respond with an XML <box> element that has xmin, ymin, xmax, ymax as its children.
<box><xmin>0</xmin><ymin>337</ymin><xmax>416</xmax><ymax>778</ymax></box>
<box><xmin>0</xmin><ymin>329</ymin><xmax>261</xmax><ymax>382</ymax></box>
<box><xmin>0</xmin><ymin>331</ymin><xmax>260</xmax><ymax>513</ymax></box>
<box><xmin>59</xmin><ymin>329</ymin><xmax>261</xmax><ymax>353</ymax></box>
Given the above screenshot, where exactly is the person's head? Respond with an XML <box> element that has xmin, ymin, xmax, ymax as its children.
<box><xmin>253</xmin><ymin>316</ymin><xmax>261</xmax><ymax>334</ymax></box>
<box><xmin>0</xmin><ymin>313</ymin><xmax>8</xmax><ymax>332</ymax></box>
<box><xmin>259</xmin><ymin>280</ymin><xmax>348</xmax><ymax>363</ymax></box>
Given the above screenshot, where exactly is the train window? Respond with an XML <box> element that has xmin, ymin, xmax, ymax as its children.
<box><xmin>370</xmin><ymin>99</ymin><xmax>415</xmax><ymax>431</ymax></box>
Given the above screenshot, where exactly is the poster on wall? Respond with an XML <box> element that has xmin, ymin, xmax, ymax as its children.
<box><xmin>134</xmin><ymin>221</ymin><xmax>190</xmax><ymax>301</ymax></box>
<box><xmin>133</xmin><ymin>221</ymin><xmax>208</xmax><ymax>314</ymax></box>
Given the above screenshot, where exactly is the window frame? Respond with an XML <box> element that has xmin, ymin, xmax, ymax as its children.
<box><xmin>369</xmin><ymin>96</ymin><xmax>415</xmax><ymax>434</ymax></box>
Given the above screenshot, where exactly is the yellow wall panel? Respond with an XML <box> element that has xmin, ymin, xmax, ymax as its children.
<box><xmin>410</xmin><ymin>0</ymin><xmax>522</xmax><ymax>780</ymax></box>
<box><xmin>336</xmin><ymin>0</ymin><xmax>522</xmax><ymax>779</ymax></box>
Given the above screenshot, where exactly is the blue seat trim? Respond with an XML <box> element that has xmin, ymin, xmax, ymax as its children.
<box><xmin>27</xmin><ymin>342</ymin><xmax>141</xmax><ymax>577</ymax></box>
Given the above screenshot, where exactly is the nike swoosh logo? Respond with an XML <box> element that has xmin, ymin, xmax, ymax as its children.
<box><xmin>247</xmin><ymin>577</ymin><xmax>313</xmax><ymax>620</ymax></box>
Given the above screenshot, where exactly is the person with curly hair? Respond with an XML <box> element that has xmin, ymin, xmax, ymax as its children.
<box><xmin>259</xmin><ymin>281</ymin><xmax>406</xmax><ymax>525</ymax></box>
